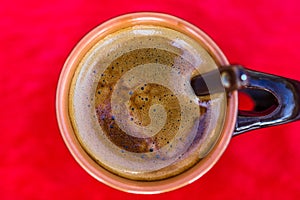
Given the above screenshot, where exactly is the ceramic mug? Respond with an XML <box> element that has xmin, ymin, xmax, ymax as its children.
<box><xmin>56</xmin><ymin>12</ymin><xmax>300</xmax><ymax>194</ymax></box>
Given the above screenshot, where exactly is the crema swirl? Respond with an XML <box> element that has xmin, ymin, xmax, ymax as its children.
<box><xmin>69</xmin><ymin>25</ymin><xmax>226</xmax><ymax>180</ymax></box>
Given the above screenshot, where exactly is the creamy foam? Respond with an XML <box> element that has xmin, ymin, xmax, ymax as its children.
<box><xmin>69</xmin><ymin>25</ymin><xmax>227</xmax><ymax>180</ymax></box>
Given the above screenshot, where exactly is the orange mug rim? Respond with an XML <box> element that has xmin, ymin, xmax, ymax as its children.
<box><xmin>56</xmin><ymin>12</ymin><xmax>238</xmax><ymax>194</ymax></box>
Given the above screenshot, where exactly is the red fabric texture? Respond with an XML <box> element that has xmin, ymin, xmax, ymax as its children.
<box><xmin>2</xmin><ymin>0</ymin><xmax>300</xmax><ymax>199</ymax></box>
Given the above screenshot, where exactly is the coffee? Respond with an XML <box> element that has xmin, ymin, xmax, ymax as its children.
<box><xmin>69</xmin><ymin>25</ymin><xmax>227</xmax><ymax>180</ymax></box>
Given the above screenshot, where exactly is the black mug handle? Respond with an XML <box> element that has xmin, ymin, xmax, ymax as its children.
<box><xmin>191</xmin><ymin>65</ymin><xmax>300</xmax><ymax>136</ymax></box>
<box><xmin>234</xmin><ymin>67</ymin><xmax>300</xmax><ymax>136</ymax></box>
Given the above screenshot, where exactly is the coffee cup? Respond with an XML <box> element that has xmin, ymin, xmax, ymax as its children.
<box><xmin>56</xmin><ymin>12</ymin><xmax>300</xmax><ymax>194</ymax></box>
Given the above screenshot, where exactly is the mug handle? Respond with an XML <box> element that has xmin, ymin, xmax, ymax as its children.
<box><xmin>234</xmin><ymin>67</ymin><xmax>300</xmax><ymax>136</ymax></box>
<box><xmin>191</xmin><ymin>65</ymin><xmax>300</xmax><ymax>136</ymax></box>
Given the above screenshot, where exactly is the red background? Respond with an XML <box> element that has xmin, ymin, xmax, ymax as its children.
<box><xmin>2</xmin><ymin>0</ymin><xmax>300</xmax><ymax>199</ymax></box>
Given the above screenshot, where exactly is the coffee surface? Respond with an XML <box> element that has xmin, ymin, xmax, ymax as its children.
<box><xmin>69</xmin><ymin>25</ymin><xmax>227</xmax><ymax>180</ymax></box>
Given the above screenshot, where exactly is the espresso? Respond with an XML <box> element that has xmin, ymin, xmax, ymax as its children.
<box><xmin>69</xmin><ymin>25</ymin><xmax>227</xmax><ymax>180</ymax></box>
